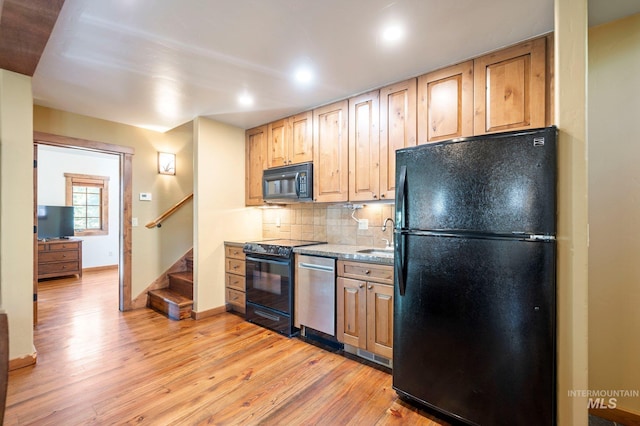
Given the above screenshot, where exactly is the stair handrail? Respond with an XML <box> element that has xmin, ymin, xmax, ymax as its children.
<box><xmin>145</xmin><ymin>193</ymin><xmax>193</xmax><ymax>229</ymax></box>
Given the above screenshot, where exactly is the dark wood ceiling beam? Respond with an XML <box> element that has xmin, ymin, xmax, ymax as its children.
<box><xmin>0</xmin><ymin>0</ymin><xmax>64</xmax><ymax>76</ymax></box>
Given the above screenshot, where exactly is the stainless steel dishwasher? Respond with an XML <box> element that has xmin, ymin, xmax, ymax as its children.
<box><xmin>294</xmin><ymin>254</ymin><xmax>336</xmax><ymax>337</ymax></box>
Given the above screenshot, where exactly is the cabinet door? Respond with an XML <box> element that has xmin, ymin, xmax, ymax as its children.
<box><xmin>474</xmin><ymin>37</ymin><xmax>546</xmax><ymax>135</ymax></box>
<box><xmin>337</xmin><ymin>277</ymin><xmax>367</xmax><ymax>349</ymax></box>
<box><xmin>367</xmin><ymin>283</ymin><xmax>393</xmax><ymax>359</ymax></box>
<box><xmin>289</xmin><ymin>111</ymin><xmax>313</xmax><ymax>165</ymax></box>
<box><xmin>267</xmin><ymin>119</ymin><xmax>289</xmax><ymax>168</ymax></box>
<box><xmin>418</xmin><ymin>61</ymin><xmax>473</xmax><ymax>144</ymax></box>
<box><xmin>313</xmin><ymin>100</ymin><xmax>349</xmax><ymax>202</ymax></box>
<box><xmin>380</xmin><ymin>79</ymin><xmax>417</xmax><ymax>200</ymax></box>
<box><xmin>245</xmin><ymin>125</ymin><xmax>267</xmax><ymax>206</ymax></box>
<box><xmin>349</xmin><ymin>90</ymin><xmax>380</xmax><ymax>201</ymax></box>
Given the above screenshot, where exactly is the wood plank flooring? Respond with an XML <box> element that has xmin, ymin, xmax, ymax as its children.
<box><xmin>6</xmin><ymin>269</ymin><xmax>450</xmax><ymax>425</ymax></box>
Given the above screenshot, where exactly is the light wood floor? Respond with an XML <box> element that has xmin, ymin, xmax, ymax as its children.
<box><xmin>6</xmin><ymin>269</ymin><xmax>450</xmax><ymax>425</ymax></box>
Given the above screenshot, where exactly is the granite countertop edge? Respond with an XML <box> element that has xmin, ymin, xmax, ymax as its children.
<box><xmin>293</xmin><ymin>244</ymin><xmax>394</xmax><ymax>265</ymax></box>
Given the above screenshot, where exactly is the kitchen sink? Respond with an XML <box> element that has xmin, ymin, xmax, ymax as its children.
<box><xmin>357</xmin><ymin>248</ymin><xmax>394</xmax><ymax>256</ymax></box>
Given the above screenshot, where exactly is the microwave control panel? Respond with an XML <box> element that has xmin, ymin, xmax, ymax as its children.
<box><xmin>299</xmin><ymin>172</ymin><xmax>308</xmax><ymax>196</ymax></box>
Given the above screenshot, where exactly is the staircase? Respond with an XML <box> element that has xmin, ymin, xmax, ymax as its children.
<box><xmin>147</xmin><ymin>256</ymin><xmax>193</xmax><ymax>320</ymax></box>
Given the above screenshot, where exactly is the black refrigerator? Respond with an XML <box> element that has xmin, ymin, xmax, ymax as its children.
<box><xmin>392</xmin><ymin>127</ymin><xmax>557</xmax><ymax>426</ymax></box>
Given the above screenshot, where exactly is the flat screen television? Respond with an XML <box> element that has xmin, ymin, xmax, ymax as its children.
<box><xmin>37</xmin><ymin>205</ymin><xmax>75</xmax><ymax>240</ymax></box>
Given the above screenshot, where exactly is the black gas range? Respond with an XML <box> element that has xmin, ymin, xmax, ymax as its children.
<box><xmin>243</xmin><ymin>239</ymin><xmax>325</xmax><ymax>336</ymax></box>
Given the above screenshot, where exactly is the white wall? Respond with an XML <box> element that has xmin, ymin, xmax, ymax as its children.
<box><xmin>588</xmin><ymin>13</ymin><xmax>640</xmax><ymax>414</ymax></box>
<box><xmin>37</xmin><ymin>145</ymin><xmax>120</xmax><ymax>268</ymax></box>
<box><xmin>193</xmin><ymin>117</ymin><xmax>261</xmax><ymax>313</ymax></box>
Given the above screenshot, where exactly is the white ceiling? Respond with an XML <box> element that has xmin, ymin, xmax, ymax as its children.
<box><xmin>30</xmin><ymin>0</ymin><xmax>639</xmax><ymax>133</ymax></box>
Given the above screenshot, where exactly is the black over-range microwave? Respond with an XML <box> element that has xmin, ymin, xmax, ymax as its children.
<box><xmin>262</xmin><ymin>162</ymin><xmax>313</xmax><ymax>203</ymax></box>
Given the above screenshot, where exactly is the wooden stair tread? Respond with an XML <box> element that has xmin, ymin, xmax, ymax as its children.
<box><xmin>168</xmin><ymin>271</ymin><xmax>193</xmax><ymax>281</ymax></box>
<box><xmin>148</xmin><ymin>289</ymin><xmax>192</xmax><ymax>307</ymax></box>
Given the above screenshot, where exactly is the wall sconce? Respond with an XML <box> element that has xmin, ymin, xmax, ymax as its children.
<box><xmin>158</xmin><ymin>152</ymin><xmax>176</xmax><ymax>175</ymax></box>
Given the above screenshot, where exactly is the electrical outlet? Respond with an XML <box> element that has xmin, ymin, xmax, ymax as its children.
<box><xmin>139</xmin><ymin>192</ymin><xmax>152</xmax><ymax>201</ymax></box>
<box><xmin>132</xmin><ymin>218</ymin><xmax>139</xmax><ymax>227</ymax></box>
<box><xmin>358</xmin><ymin>218</ymin><xmax>369</xmax><ymax>230</ymax></box>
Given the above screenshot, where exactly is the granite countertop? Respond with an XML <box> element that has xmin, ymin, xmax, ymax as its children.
<box><xmin>293</xmin><ymin>244</ymin><xmax>394</xmax><ymax>265</ymax></box>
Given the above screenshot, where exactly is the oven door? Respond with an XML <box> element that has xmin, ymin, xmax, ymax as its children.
<box><xmin>245</xmin><ymin>255</ymin><xmax>291</xmax><ymax>314</ymax></box>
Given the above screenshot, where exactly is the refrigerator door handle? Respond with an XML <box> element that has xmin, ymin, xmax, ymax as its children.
<box><xmin>395</xmin><ymin>165</ymin><xmax>407</xmax><ymax>296</ymax></box>
<box><xmin>395</xmin><ymin>165</ymin><xmax>407</xmax><ymax>229</ymax></box>
<box><xmin>394</xmin><ymin>231</ymin><xmax>406</xmax><ymax>296</ymax></box>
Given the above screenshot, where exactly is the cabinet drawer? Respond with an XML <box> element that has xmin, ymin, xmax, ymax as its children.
<box><xmin>39</xmin><ymin>250</ymin><xmax>79</xmax><ymax>263</ymax></box>
<box><xmin>225</xmin><ymin>258</ymin><xmax>245</xmax><ymax>276</ymax></box>
<box><xmin>225</xmin><ymin>246</ymin><xmax>245</xmax><ymax>260</ymax></box>
<box><xmin>226</xmin><ymin>273</ymin><xmax>245</xmax><ymax>291</ymax></box>
<box><xmin>38</xmin><ymin>244</ymin><xmax>46</xmax><ymax>252</ymax></box>
<box><xmin>337</xmin><ymin>260</ymin><xmax>393</xmax><ymax>285</ymax></box>
<box><xmin>48</xmin><ymin>242</ymin><xmax>80</xmax><ymax>251</ymax></box>
<box><xmin>226</xmin><ymin>288</ymin><xmax>246</xmax><ymax>307</ymax></box>
<box><xmin>39</xmin><ymin>261</ymin><xmax>79</xmax><ymax>275</ymax></box>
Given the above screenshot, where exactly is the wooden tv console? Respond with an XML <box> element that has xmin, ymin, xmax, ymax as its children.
<box><xmin>37</xmin><ymin>239</ymin><xmax>83</xmax><ymax>279</ymax></box>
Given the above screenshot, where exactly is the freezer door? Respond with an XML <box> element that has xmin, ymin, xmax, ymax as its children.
<box><xmin>393</xmin><ymin>234</ymin><xmax>556</xmax><ymax>425</ymax></box>
<box><xmin>395</xmin><ymin>127</ymin><xmax>556</xmax><ymax>235</ymax></box>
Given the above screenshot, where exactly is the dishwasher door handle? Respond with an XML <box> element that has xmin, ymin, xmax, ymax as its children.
<box><xmin>297</xmin><ymin>262</ymin><xmax>335</xmax><ymax>273</ymax></box>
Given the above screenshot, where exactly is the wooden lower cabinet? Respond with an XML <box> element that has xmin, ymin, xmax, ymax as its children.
<box><xmin>336</xmin><ymin>261</ymin><xmax>393</xmax><ymax>360</ymax></box>
<box><xmin>37</xmin><ymin>239</ymin><xmax>83</xmax><ymax>279</ymax></box>
<box><xmin>224</xmin><ymin>243</ymin><xmax>246</xmax><ymax>314</ymax></box>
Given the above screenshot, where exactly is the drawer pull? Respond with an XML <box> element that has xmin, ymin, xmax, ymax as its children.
<box><xmin>364</xmin><ymin>270</ymin><xmax>370</xmax><ymax>275</ymax></box>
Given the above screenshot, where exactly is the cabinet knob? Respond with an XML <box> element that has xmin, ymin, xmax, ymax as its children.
<box><xmin>364</xmin><ymin>270</ymin><xmax>370</xmax><ymax>275</ymax></box>
<box><xmin>380</xmin><ymin>194</ymin><xmax>385</xmax><ymax>198</ymax></box>
<box><xmin>358</xmin><ymin>283</ymin><xmax>364</xmax><ymax>288</ymax></box>
<box><xmin>367</xmin><ymin>285</ymin><xmax>373</xmax><ymax>290</ymax></box>
<box><xmin>373</xmin><ymin>194</ymin><xmax>377</xmax><ymax>199</ymax></box>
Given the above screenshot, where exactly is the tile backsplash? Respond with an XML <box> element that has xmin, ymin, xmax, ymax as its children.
<box><xmin>262</xmin><ymin>203</ymin><xmax>396</xmax><ymax>247</ymax></box>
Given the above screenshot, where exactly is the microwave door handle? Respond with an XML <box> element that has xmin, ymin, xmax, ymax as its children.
<box><xmin>294</xmin><ymin>172</ymin><xmax>300</xmax><ymax>197</ymax></box>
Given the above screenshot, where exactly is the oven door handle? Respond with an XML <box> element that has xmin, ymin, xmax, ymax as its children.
<box><xmin>246</xmin><ymin>256</ymin><xmax>289</xmax><ymax>266</ymax></box>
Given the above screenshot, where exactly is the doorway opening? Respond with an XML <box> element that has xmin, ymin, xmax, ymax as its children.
<box><xmin>33</xmin><ymin>132</ymin><xmax>134</xmax><ymax>320</ymax></box>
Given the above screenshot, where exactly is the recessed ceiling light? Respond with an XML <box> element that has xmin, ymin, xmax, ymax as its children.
<box><xmin>382</xmin><ymin>25</ymin><xmax>404</xmax><ymax>43</ymax></box>
<box><xmin>294</xmin><ymin>67</ymin><xmax>314</xmax><ymax>84</ymax></box>
<box><xmin>238</xmin><ymin>93</ymin><xmax>254</xmax><ymax>106</ymax></box>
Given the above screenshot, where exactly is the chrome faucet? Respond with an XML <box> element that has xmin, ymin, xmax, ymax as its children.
<box><xmin>382</xmin><ymin>218</ymin><xmax>395</xmax><ymax>248</ymax></box>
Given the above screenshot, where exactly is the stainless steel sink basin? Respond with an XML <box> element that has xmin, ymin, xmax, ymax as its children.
<box><xmin>357</xmin><ymin>248</ymin><xmax>394</xmax><ymax>256</ymax></box>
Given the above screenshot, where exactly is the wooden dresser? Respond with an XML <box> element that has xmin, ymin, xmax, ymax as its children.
<box><xmin>224</xmin><ymin>243</ymin><xmax>246</xmax><ymax>314</ymax></box>
<box><xmin>37</xmin><ymin>239</ymin><xmax>83</xmax><ymax>280</ymax></box>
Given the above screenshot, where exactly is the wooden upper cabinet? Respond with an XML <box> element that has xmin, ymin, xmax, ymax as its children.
<box><xmin>380</xmin><ymin>79</ymin><xmax>417</xmax><ymax>200</ymax></box>
<box><xmin>245</xmin><ymin>125</ymin><xmax>267</xmax><ymax>206</ymax></box>
<box><xmin>289</xmin><ymin>111</ymin><xmax>313</xmax><ymax>165</ymax></box>
<box><xmin>474</xmin><ymin>37</ymin><xmax>546</xmax><ymax>135</ymax></box>
<box><xmin>267</xmin><ymin>118</ymin><xmax>288</xmax><ymax>168</ymax></box>
<box><xmin>267</xmin><ymin>111</ymin><xmax>313</xmax><ymax>168</ymax></box>
<box><xmin>418</xmin><ymin>61</ymin><xmax>473</xmax><ymax>144</ymax></box>
<box><xmin>313</xmin><ymin>100</ymin><xmax>349</xmax><ymax>203</ymax></box>
<box><xmin>349</xmin><ymin>90</ymin><xmax>380</xmax><ymax>202</ymax></box>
